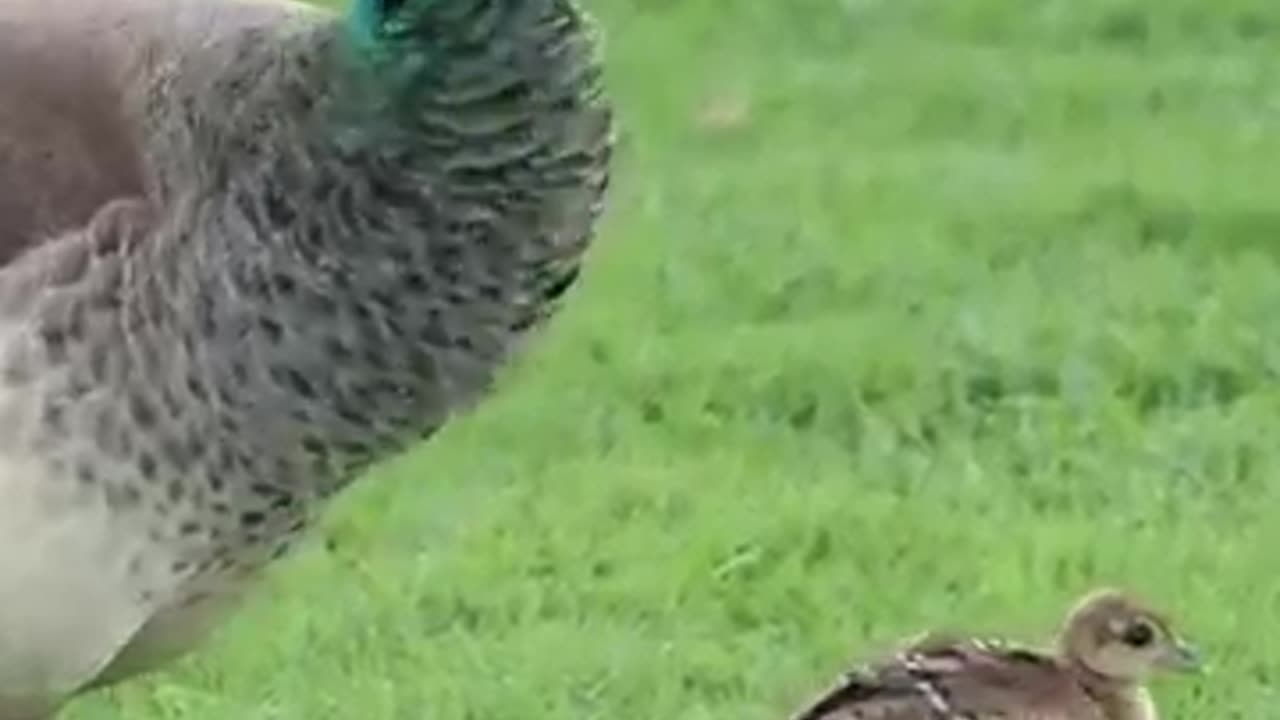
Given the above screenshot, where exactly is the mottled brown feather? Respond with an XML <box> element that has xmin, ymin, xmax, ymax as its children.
<box><xmin>0</xmin><ymin>12</ymin><xmax>142</xmax><ymax>263</ymax></box>
<box><xmin>794</xmin><ymin>641</ymin><xmax>1103</xmax><ymax>720</ymax></box>
<box><xmin>0</xmin><ymin>0</ymin><xmax>297</xmax><ymax>265</ymax></box>
<box><xmin>788</xmin><ymin>589</ymin><xmax>1195</xmax><ymax>720</ymax></box>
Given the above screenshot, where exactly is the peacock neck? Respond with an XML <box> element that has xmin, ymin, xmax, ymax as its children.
<box><xmin>348</xmin><ymin>0</ymin><xmax>384</xmax><ymax>44</ymax></box>
<box><xmin>1066</xmin><ymin>658</ymin><xmax>1158</xmax><ymax>720</ymax></box>
<box><xmin>116</xmin><ymin>7</ymin><xmax>592</xmax><ymax>488</ymax></box>
<box><xmin>0</xmin><ymin>0</ymin><xmax>609</xmax><ymax>566</ymax></box>
<box><xmin>1095</xmin><ymin>686</ymin><xmax>1158</xmax><ymax>720</ymax></box>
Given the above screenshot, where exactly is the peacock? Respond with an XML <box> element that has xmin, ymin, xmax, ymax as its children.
<box><xmin>0</xmin><ymin>0</ymin><xmax>613</xmax><ymax>715</ymax></box>
<box><xmin>788</xmin><ymin>588</ymin><xmax>1200</xmax><ymax>720</ymax></box>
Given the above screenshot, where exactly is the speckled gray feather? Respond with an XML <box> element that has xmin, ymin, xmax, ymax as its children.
<box><xmin>0</xmin><ymin>0</ymin><xmax>612</xmax><ymax>714</ymax></box>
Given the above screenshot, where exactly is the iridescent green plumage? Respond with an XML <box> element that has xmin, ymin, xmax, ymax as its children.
<box><xmin>349</xmin><ymin>0</ymin><xmax>383</xmax><ymax>40</ymax></box>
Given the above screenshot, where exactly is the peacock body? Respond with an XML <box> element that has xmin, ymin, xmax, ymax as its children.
<box><xmin>0</xmin><ymin>0</ymin><xmax>612</xmax><ymax>715</ymax></box>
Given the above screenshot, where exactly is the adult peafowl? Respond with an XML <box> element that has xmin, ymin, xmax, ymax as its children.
<box><xmin>0</xmin><ymin>0</ymin><xmax>613</xmax><ymax>715</ymax></box>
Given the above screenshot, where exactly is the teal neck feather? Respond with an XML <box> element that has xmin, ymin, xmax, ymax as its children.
<box><xmin>348</xmin><ymin>0</ymin><xmax>391</xmax><ymax>46</ymax></box>
<box><xmin>342</xmin><ymin>0</ymin><xmax>447</xmax><ymax>104</ymax></box>
<box><xmin>346</xmin><ymin>0</ymin><xmax>442</xmax><ymax>52</ymax></box>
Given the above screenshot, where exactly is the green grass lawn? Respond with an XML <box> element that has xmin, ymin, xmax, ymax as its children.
<box><xmin>68</xmin><ymin>0</ymin><xmax>1280</xmax><ymax>717</ymax></box>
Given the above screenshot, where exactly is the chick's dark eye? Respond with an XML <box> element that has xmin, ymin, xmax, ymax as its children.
<box><xmin>1121</xmin><ymin>621</ymin><xmax>1155</xmax><ymax>648</ymax></box>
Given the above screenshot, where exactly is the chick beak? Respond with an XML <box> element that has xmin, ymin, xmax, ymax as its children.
<box><xmin>1157</xmin><ymin>640</ymin><xmax>1203</xmax><ymax>673</ymax></box>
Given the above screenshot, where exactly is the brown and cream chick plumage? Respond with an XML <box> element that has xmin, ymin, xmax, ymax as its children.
<box><xmin>789</xmin><ymin>588</ymin><xmax>1200</xmax><ymax>720</ymax></box>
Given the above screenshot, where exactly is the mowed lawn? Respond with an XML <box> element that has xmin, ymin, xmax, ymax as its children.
<box><xmin>69</xmin><ymin>0</ymin><xmax>1280</xmax><ymax>717</ymax></box>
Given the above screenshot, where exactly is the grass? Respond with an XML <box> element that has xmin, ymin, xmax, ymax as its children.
<box><xmin>68</xmin><ymin>0</ymin><xmax>1280</xmax><ymax>717</ymax></box>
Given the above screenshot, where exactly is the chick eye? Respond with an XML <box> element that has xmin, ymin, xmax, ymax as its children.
<box><xmin>1121</xmin><ymin>621</ymin><xmax>1155</xmax><ymax>648</ymax></box>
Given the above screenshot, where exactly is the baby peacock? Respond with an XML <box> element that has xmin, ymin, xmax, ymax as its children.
<box><xmin>789</xmin><ymin>588</ymin><xmax>1200</xmax><ymax>720</ymax></box>
<box><xmin>0</xmin><ymin>0</ymin><xmax>612</xmax><ymax>716</ymax></box>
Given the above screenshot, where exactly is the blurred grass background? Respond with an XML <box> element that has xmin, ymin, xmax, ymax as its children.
<box><xmin>70</xmin><ymin>0</ymin><xmax>1280</xmax><ymax>717</ymax></box>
